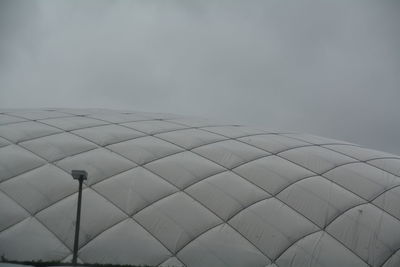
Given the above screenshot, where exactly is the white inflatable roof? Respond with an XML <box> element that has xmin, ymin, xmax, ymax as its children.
<box><xmin>0</xmin><ymin>109</ymin><xmax>400</xmax><ymax>267</ymax></box>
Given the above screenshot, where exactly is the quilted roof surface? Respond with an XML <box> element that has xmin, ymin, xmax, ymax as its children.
<box><xmin>0</xmin><ymin>108</ymin><xmax>400</xmax><ymax>267</ymax></box>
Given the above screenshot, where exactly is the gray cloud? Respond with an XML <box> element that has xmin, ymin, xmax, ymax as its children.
<box><xmin>1</xmin><ymin>0</ymin><xmax>400</xmax><ymax>154</ymax></box>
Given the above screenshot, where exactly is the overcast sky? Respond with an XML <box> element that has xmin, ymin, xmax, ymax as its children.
<box><xmin>0</xmin><ymin>0</ymin><xmax>399</xmax><ymax>155</ymax></box>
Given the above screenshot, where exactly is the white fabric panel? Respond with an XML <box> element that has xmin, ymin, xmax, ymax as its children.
<box><xmin>0</xmin><ymin>164</ymin><xmax>77</xmax><ymax>213</ymax></box>
<box><xmin>283</xmin><ymin>133</ymin><xmax>354</xmax><ymax>145</ymax></box>
<box><xmin>0</xmin><ymin>121</ymin><xmax>61</xmax><ymax>143</ymax></box>
<box><xmin>36</xmin><ymin>188</ymin><xmax>127</xmax><ymax>249</ymax></box>
<box><xmin>234</xmin><ymin>156</ymin><xmax>314</xmax><ymax>195</ymax></box>
<box><xmin>168</xmin><ymin>117</ymin><xmax>222</xmax><ymax>127</ymax></box>
<box><xmin>279</xmin><ymin>146</ymin><xmax>356</xmax><ymax>174</ymax></box>
<box><xmin>277</xmin><ymin>176</ymin><xmax>365</xmax><ymax>228</ymax></box>
<box><xmin>145</xmin><ymin>151</ymin><xmax>225</xmax><ymax>189</ymax></box>
<box><xmin>373</xmin><ymin>186</ymin><xmax>400</xmax><ymax>220</ymax></box>
<box><xmin>229</xmin><ymin>198</ymin><xmax>319</xmax><ymax>259</ymax></box>
<box><xmin>238</xmin><ymin>134</ymin><xmax>309</xmax><ymax>154</ymax></box>
<box><xmin>324</xmin><ymin>163</ymin><xmax>400</xmax><ymax>200</ymax></box>
<box><xmin>79</xmin><ymin>219</ymin><xmax>170</xmax><ymax>265</ymax></box>
<box><xmin>93</xmin><ymin>167</ymin><xmax>178</xmax><ymax>215</ymax></box>
<box><xmin>327</xmin><ymin>204</ymin><xmax>400</xmax><ymax>267</ymax></box>
<box><xmin>200</xmin><ymin>125</ymin><xmax>266</xmax><ymax>138</ymax></box>
<box><xmin>122</xmin><ymin>120</ymin><xmax>188</xmax><ymax>134</ymax></box>
<box><xmin>159</xmin><ymin>257</ymin><xmax>185</xmax><ymax>267</ymax></box>
<box><xmin>193</xmin><ymin>140</ymin><xmax>269</xmax><ymax>169</ymax></box>
<box><xmin>56</xmin><ymin>148</ymin><xmax>136</xmax><ymax>185</ymax></box>
<box><xmin>73</xmin><ymin>124</ymin><xmax>144</xmax><ymax>146</ymax></box>
<box><xmin>0</xmin><ymin>137</ymin><xmax>9</xmax><ymax>148</ymax></box>
<box><xmin>40</xmin><ymin>117</ymin><xmax>107</xmax><ymax>131</ymax></box>
<box><xmin>134</xmin><ymin>112</ymin><xmax>182</xmax><ymax>120</ymax></box>
<box><xmin>0</xmin><ymin>191</ymin><xmax>29</xmax><ymax>231</ymax></box>
<box><xmin>0</xmin><ymin>114</ymin><xmax>27</xmax><ymax>125</ymax></box>
<box><xmin>108</xmin><ymin>136</ymin><xmax>183</xmax><ymax>165</ymax></box>
<box><xmin>20</xmin><ymin>133</ymin><xmax>98</xmax><ymax>162</ymax></box>
<box><xmin>324</xmin><ymin>144</ymin><xmax>399</xmax><ymax>161</ymax></box>
<box><xmin>156</xmin><ymin>128</ymin><xmax>227</xmax><ymax>149</ymax></box>
<box><xmin>6</xmin><ymin>110</ymin><xmax>69</xmax><ymax>120</ymax></box>
<box><xmin>382</xmin><ymin>250</ymin><xmax>400</xmax><ymax>267</ymax></box>
<box><xmin>178</xmin><ymin>224</ymin><xmax>270</xmax><ymax>267</ymax></box>
<box><xmin>368</xmin><ymin>158</ymin><xmax>400</xmax><ymax>177</ymax></box>
<box><xmin>0</xmin><ymin>217</ymin><xmax>70</xmax><ymax>261</ymax></box>
<box><xmin>185</xmin><ymin>171</ymin><xmax>270</xmax><ymax>220</ymax></box>
<box><xmin>134</xmin><ymin>192</ymin><xmax>222</xmax><ymax>253</ymax></box>
<box><xmin>87</xmin><ymin>112</ymin><xmax>149</xmax><ymax>123</ymax></box>
<box><xmin>276</xmin><ymin>231</ymin><xmax>368</xmax><ymax>267</ymax></box>
<box><xmin>0</xmin><ymin>145</ymin><xmax>46</xmax><ymax>182</ymax></box>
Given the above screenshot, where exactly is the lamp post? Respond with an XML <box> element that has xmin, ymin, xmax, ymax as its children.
<box><xmin>71</xmin><ymin>170</ymin><xmax>88</xmax><ymax>266</ymax></box>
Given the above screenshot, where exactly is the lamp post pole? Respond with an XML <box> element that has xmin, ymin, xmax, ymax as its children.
<box><xmin>71</xmin><ymin>170</ymin><xmax>88</xmax><ymax>266</ymax></box>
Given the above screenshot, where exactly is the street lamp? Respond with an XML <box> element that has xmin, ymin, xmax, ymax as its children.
<box><xmin>71</xmin><ymin>170</ymin><xmax>88</xmax><ymax>266</ymax></box>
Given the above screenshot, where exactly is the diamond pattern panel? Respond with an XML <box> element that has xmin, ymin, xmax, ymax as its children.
<box><xmin>20</xmin><ymin>133</ymin><xmax>98</xmax><ymax>162</ymax></box>
<box><xmin>0</xmin><ymin>114</ymin><xmax>27</xmax><ymax>125</ymax></box>
<box><xmin>156</xmin><ymin>128</ymin><xmax>227</xmax><ymax>149</ymax></box>
<box><xmin>327</xmin><ymin>204</ymin><xmax>400</xmax><ymax>267</ymax></box>
<box><xmin>93</xmin><ymin>167</ymin><xmax>178</xmax><ymax>215</ymax></box>
<box><xmin>134</xmin><ymin>192</ymin><xmax>222</xmax><ymax>253</ymax></box>
<box><xmin>234</xmin><ymin>155</ymin><xmax>314</xmax><ymax>195</ymax></box>
<box><xmin>40</xmin><ymin>116</ymin><xmax>107</xmax><ymax>131</ymax></box>
<box><xmin>193</xmin><ymin>140</ymin><xmax>269</xmax><ymax>169</ymax></box>
<box><xmin>36</xmin><ymin>188</ymin><xmax>127</xmax><ymax>249</ymax></box>
<box><xmin>0</xmin><ymin>191</ymin><xmax>30</xmax><ymax>231</ymax></box>
<box><xmin>145</xmin><ymin>151</ymin><xmax>225</xmax><ymax>189</ymax></box>
<box><xmin>0</xmin><ymin>217</ymin><xmax>70</xmax><ymax>261</ymax></box>
<box><xmin>324</xmin><ymin>144</ymin><xmax>400</xmax><ymax>161</ymax></box>
<box><xmin>185</xmin><ymin>171</ymin><xmax>270</xmax><ymax>220</ymax></box>
<box><xmin>0</xmin><ymin>121</ymin><xmax>62</xmax><ymax>143</ymax></box>
<box><xmin>0</xmin><ymin>164</ymin><xmax>77</xmax><ymax>214</ymax></box>
<box><xmin>122</xmin><ymin>120</ymin><xmax>188</xmax><ymax>135</ymax></box>
<box><xmin>276</xmin><ymin>231</ymin><xmax>368</xmax><ymax>267</ymax></box>
<box><xmin>279</xmin><ymin>146</ymin><xmax>356</xmax><ymax>174</ymax></box>
<box><xmin>0</xmin><ymin>109</ymin><xmax>400</xmax><ymax>267</ymax></box>
<box><xmin>229</xmin><ymin>198</ymin><xmax>319</xmax><ymax>259</ymax></box>
<box><xmin>108</xmin><ymin>136</ymin><xmax>183</xmax><ymax>165</ymax></box>
<box><xmin>0</xmin><ymin>145</ymin><xmax>46</xmax><ymax>182</ymax></box>
<box><xmin>324</xmin><ymin>163</ymin><xmax>400</xmax><ymax>200</ymax></box>
<box><xmin>79</xmin><ymin>219</ymin><xmax>171</xmax><ymax>265</ymax></box>
<box><xmin>238</xmin><ymin>134</ymin><xmax>309</xmax><ymax>154</ymax></box>
<box><xmin>73</xmin><ymin>124</ymin><xmax>144</xmax><ymax>146</ymax></box>
<box><xmin>178</xmin><ymin>224</ymin><xmax>270</xmax><ymax>267</ymax></box>
<box><xmin>277</xmin><ymin>176</ymin><xmax>365</xmax><ymax>228</ymax></box>
<box><xmin>56</xmin><ymin>148</ymin><xmax>136</xmax><ymax>185</ymax></box>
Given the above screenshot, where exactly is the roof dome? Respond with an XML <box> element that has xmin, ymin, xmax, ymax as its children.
<box><xmin>1</xmin><ymin>109</ymin><xmax>400</xmax><ymax>267</ymax></box>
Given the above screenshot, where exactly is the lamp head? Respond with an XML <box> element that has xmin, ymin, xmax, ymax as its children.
<box><xmin>71</xmin><ymin>170</ymin><xmax>88</xmax><ymax>181</ymax></box>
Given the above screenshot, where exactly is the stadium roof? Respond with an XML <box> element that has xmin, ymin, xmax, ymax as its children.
<box><xmin>0</xmin><ymin>109</ymin><xmax>400</xmax><ymax>267</ymax></box>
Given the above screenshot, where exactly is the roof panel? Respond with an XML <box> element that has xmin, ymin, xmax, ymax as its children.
<box><xmin>238</xmin><ymin>134</ymin><xmax>309</xmax><ymax>154</ymax></box>
<box><xmin>185</xmin><ymin>171</ymin><xmax>270</xmax><ymax>220</ymax></box>
<box><xmin>36</xmin><ymin>188</ymin><xmax>128</xmax><ymax>249</ymax></box>
<box><xmin>145</xmin><ymin>151</ymin><xmax>225</xmax><ymax>189</ymax></box>
<box><xmin>79</xmin><ymin>219</ymin><xmax>171</xmax><ymax>265</ymax></box>
<box><xmin>20</xmin><ymin>133</ymin><xmax>98</xmax><ymax>162</ymax></box>
<box><xmin>193</xmin><ymin>140</ymin><xmax>269</xmax><ymax>169</ymax></box>
<box><xmin>327</xmin><ymin>204</ymin><xmax>400</xmax><ymax>267</ymax></box>
<box><xmin>324</xmin><ymin>163</ymin><xmax>400</xmax><ymax>200</ymax></box>
<box><xmin>234</xmin><ymin>155</ymin><xmax>314</xmax><ymax>195</ymax></box>
<box><xmin>276</xmin><ymin>231</ymin><xmax>368</xmax><ymax>267</ymax></box>
<box><xmin>279</xmin><ymin>146</ymin><xmax>356</xmax><ymax>174</ymax></box>
<box><xmin>56</xmin><ymin>148</ymin><xmax>136</xmax><ymax>185</ymax></box>
<box><xmin>178</xmin><ymin>224</ymin><xmax>270</xmax><ymax>267</ymax></box>
<box><xmin>0</xmin><ymin>121</ymin><xmax>62</xmax><ymax>143</ymax></box>
<box><xmin>93</xmin><ymin>167</ymin><xmax>178</xmax><ymax>215</ymax></box>
<box><xmin>229</xmin><ymin>198</ymin><xmax>319</xmax><ymax>259</ymax></box>
<box><xmin>134</xmin><ymin>192</ymin><xmax>222</xmax><ymax>253</ymax></box>
<box><xmin>73</xmin><ymin>124</ymin><xmax>144</xmax><ymax>147</ymax></box>
<box><xmin>40</xmin><ymin>116</ymin><xmax>107</xmax><ymax>131</ymax></box>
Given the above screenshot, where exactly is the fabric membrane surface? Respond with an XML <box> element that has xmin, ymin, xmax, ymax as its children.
<box><xmin>0</xmin><ymin>108</ymin><xmax>400</xmax><ymax>267</ymax></box>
